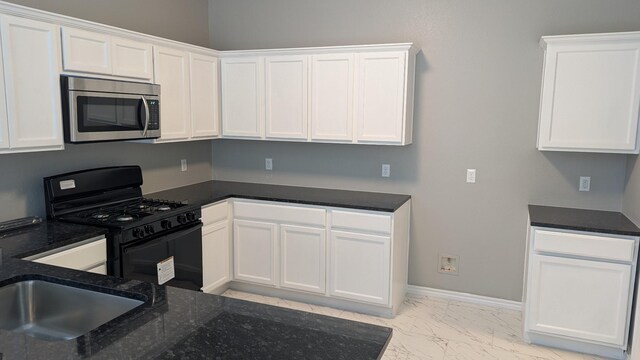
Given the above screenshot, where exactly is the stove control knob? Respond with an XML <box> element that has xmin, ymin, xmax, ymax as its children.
<box><xmin>177</xmin><ymin>214</ymin><xmax>187</xmax><ymax>224</ymax></box>
<box><xmin>186</xmin><ymin>212</ymin><xmax>196</xmax><ymax>221</ymax></box>
<box><xmin>161</xmin><ymin>220</ymin><xmax>172</xmax><ymax>229</ymax></box>
<box><xmin>144</xmin><ymin>225</ymin><xmax>155</xmax><ymax>235</ymax></box>
<box><xmin>132</xmin><ymin>228</ymin><xmax>144</xmax><ymax>238</ymax></box>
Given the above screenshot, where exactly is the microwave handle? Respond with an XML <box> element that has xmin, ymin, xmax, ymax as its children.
<box><xmin>141</xmin><ymin>95</ymin><xmax>150</xmax><ymax>136</ymax></box>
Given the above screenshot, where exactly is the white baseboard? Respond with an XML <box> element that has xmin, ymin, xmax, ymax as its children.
<box><xmin>406</xmin><ymin>285</ymin><xmax>522</xmax><ymax>311</ymax></box>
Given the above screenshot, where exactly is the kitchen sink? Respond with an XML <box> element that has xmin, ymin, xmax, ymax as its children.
<box><xmin>0</xmin><ymin>278</ymin><xmax>144</xmax><ymax>341</ymax></box>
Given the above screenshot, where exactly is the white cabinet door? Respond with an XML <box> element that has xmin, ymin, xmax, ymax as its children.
<box><xmin>310</xmin><ymin>54</ymin><xmax>354</xmax><ymax>142</ymax></box>
<box><xmin>154</xmin><ymin>46</ymin><xmax>191</xmax><ymax>141</ymax></box>
<box><xmin>355</xmin><ymin>52</ymin><xmax>406</xmax><ymax>144</ymax></box>
<box><xmin>265</xmin><ymin>55</ymin><xmax>308</xmax><ymax>140</ymax></box>
<box><xmin>61</xmin><ymin>27</ymin><xmax>111</xmax><ymax>74</ymax></box>
<box><xmin>233</xmin><ymin>219</ymin><xmax>277</xmax><ymax>286</ymax></box>
<box><xmin>329</xmin><ymin>230</ymin><xmax>390</xmax><ymax>305</ymax></box>
<box><xmin>526</xmin><ymin>254</ymin><xmax>631</xmax><ymax>346</ymax></box>
<box><xmin>202</xmin><ymin>220</ymin><xmax>230</xmax><ymax>292</ymax></box>
<box><xmin>190</xmin><ymin>53</ymin><xmax>220</xmax><ymax>138</ymax></box>
<box><xmin>111</xmin><ymin>37</ymin><xmax>153</xmax><ymax>80</ymax></box>
<box><xmin>221</xmin><ymin>57</ymin><xmax>263</xmax><ymax>138</ymax></box>
<box><xmin>538</xmin><ymin>38</ymin><xmax>640</xmax><ymax>153</ymax></box>
<box><xmin>28</xmin><ymin>237</ymin><xmax>107</xmax><ymax>272</ymax></box>
<box><xmin>1</xmin><ymin>15</ymin><xmax>63</xmax><ymax>151</ymax></box>
<box><xmin>280</xmin><ymin>224</ymin><xmax>325</xmax><ymax>294</ymax></box>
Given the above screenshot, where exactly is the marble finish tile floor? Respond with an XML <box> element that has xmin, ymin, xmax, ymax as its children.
<box><xmin>222</xmin><ymin>290</ymin><xmax>606</xmax><ymax>360</ymax></box>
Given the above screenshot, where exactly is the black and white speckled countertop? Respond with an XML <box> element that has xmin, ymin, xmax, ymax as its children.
<box><xmin>0</xmin><ymin>222</ymin><xmax>392</xmax><ymax>359</ymax></box>
<box><xmin>146</xmin><ymin>180</ymin><xmax>411</xmax><ymax>212</ymax></box>
<box><xmin>528</xmin><ymin>205</ymin><xmax>640</xmax><ymax>236</ymax></box>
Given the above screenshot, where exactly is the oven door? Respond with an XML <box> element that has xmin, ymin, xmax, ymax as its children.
<box><xmin>67</xmin><ymin>91</ymin><xmax>160</xmax><ymax>142</ymax></box>
<box><xmin>120</xmin><ymin>223</ymin><xmax>203</xmax><ymax>291</ymax></box>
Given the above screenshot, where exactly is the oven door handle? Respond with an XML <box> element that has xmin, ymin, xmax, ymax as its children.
<box><xmin>141</xmin><ymin>95</ymin><xmax>150</xmax><ymax>137</ymax></box>
<box><xmin>122</xmin><ymin>222</ymin><xmax>202</xmax><ymax>254</ymax></box>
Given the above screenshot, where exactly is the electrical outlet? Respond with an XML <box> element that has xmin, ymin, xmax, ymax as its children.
<box><xmin>265</xmin><ymin>158</ymin><xmax>273</xmax><ymax>171</ymax></box>
<box><xmin>466</xmin><ymin>169</ymin><xmax>476</xmax><ymax>183</ymax></box>
<box><xmin>180</xmin><ymin>159</ymin><xmax>187</xmax><ymax>172</ymax></box>
<box><xmin>579</xmin><ymin>176</ymin><xmax>591</xmax><ymax>192</ymax></box>
<box><xmin>382</xmin><ymin>164</ymin><xmax>391</xmax><ymax>177</ymax></box>
<box><xmin>438</xmin><ymin>254</ymin><xmax>459</xmax><ymax>275</ymax></box>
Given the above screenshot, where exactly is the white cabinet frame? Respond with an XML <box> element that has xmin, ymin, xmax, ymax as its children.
<box><xmin>537</xmin><ymin>32</ymin><xmax>640</xmax><ymax>153</ymax></box>
<box><xmin>265</xmin><ymin>55</ymin><xmax>309</xmax><ymax>140</ymax></box>
<box><xmin>279</xmin><ymin>224</ymin><xmax>326</xmax><ymax>294</ymax></box>
<box><xmin>1</xmin><ymin>15</ymin><xmax>63</xmax><ymax>153</ymax></box>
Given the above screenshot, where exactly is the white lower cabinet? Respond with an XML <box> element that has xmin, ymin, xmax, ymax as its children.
<box><xmin>201</xmin><ymin>201</ymin><xmax>231</xmax><ymax>293</ymax></box>
<box><xmin>528</xmin><ymin>254</ymin><xmax>630</xmax><ymax>345</ymax></box>
<box><xmin>280</xmin><ymin>224</ymin><xmax>325</xmax><ymax>294</ymax></box>
<box><xmin>233</xmin><ymin>219</ymin><xmax>277</xmax><ymax>286</ymax></box>
<box><xmin>202</xmin><ymin>220</ymin><xmax>230</xmax><ymax>292</ymax></box>
<box><xmin>24</xmin><ymin>236</ymin><xmax>107</xmax><ymax>274</ymax></box>
<box><xmin>227</xmin><ymin>199</ymin><xmax>410</xmax><ymax>317</ymax></box>
<box><xmin>524</xmin><ymin>227</ymin><xmax>639</xmax><ymax>359</ymax></box>
<box><xmin>329</xmin><ymin>230</ymin><xmax>390</xmax><ymax>305</ymax></box>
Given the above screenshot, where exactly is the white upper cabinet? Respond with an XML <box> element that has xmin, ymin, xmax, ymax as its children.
<box><xmin>310</xmin><ymin>54</ymin><xmax>354</xmax><ymax>142</ymax></box>
<box><xmin>1</xmin><ymin>15</ymin><xmax>63</xmax><ymax>152</ymax></box>
<box><xmin>190</xmin><ymin>52</ymin><xmax>220</xmax><ymax>139</ymax></box>
<box><xmin>154</xmin><ymin>46</ymin><xmax>191</xmax><ymax>141</ymax></box>
<box><xmin>62</xmin><ymin>27</ymin><xmax>111</xmax><ymax>74</ymax></box>
<box><xmin>221</xmin><ymin>57</ymin><xmax>264</xmax><ymax>138</ymax></box>
<box><xmin>537</xmin><ymin>32</ymin><xmax>640</xmax><ymax>153</ymax></box>
<box><xmin>61</xmin><ymin>27</ymin><xmax>153</xmax><ymax>81</ymax></box>
<box><xmin>265</xmin><ymin>55</ymin><xmax>308</xmax><ymax>140</ymax></box>
<box><xmin>220</xmin><ymin>44</ymin><xmax>416</xmax><ymax>145</ymax></box>
<box><xmin>355</xmin><ymin>51</ymin><xmax>407</xmax><ymax>144</ymax></box>
<box><xmin>111</xmin><ymin>36</ymin><xmax>153</xmax><ymax>80</ymax></box>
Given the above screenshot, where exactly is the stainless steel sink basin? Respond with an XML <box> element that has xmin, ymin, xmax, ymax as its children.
<box><xmin>0</xmin><ymin>279</ymin><xmax>144</xmax><ymax>341</ymax></box>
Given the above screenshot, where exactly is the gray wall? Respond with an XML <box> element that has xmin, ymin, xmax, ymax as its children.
<box><xmin>625</xmin><ymin>156</ymin><xmax>640</xmax><ymax>225</ymax></box>
<box><xmin>209</xmin><ymin>0</ymin><xmax>640</xmax><ymax>301</ymax></box>
<box><xmin>0</xmin><ymin>0</ymin><xmax>213</xmax><ymax>221</ymax></box>
<box><xmin>6</xmin><ymin>0</ymin><xmax>210</xmax><ymax>47</ymax></box>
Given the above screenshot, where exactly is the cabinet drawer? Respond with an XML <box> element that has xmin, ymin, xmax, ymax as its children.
<box><xmin>30</xmin><ymin>238</ymin><xmax>107</xmax><ymax>271</ymax></box>
<box><xmin>202</xmin><ymin>201</ymin><xmax>228</xmax><ymax>226</ymax></box>
<box><xmin>330</xmin><ymin>210</ymin><xmax>391</xmax><ymax>235</ymax></box>
<box><xmin>234</xmin><ymin>201</ymin><xmax>325</xmax><ymax>227</ymax></box>
<box><xmin>533</xmin><ymin>229</ymin><xmax>635</xmax><ymax>262</ymax></box>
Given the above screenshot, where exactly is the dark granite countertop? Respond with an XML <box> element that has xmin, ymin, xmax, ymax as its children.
<box><xmin>146</xmin><ymin>180</ymin><xmax>411</xmax><ymax>212</ymax></box>
<box><xmin>0</xmin><ymin>221</ymin><xmax>392</xmax><ymax>359</ymax></box>
<box><xmin>528</xmin><ymin>205</ymin><xmax>640</xmax><ymax>236</ymax></box>
<box><xmin>0</xmin><ymin>221</ymin><xmax>108</xmax><ymax>259</ymax></box>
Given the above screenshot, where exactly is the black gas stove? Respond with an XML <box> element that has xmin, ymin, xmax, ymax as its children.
<box><xmin>56</xmin><ymin>197</ymin><xmax>199</xmax><ymax>243</ymax></box>
<box><xmin>44</xmin><ymin>166</ymin><xmax>203</xmax><ymax>291</ymax></box>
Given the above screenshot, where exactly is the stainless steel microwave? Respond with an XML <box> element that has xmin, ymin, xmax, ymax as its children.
<box><xmin>61</xmin><ymin>76</ymin><xmax>160</xmax><ymax>143</ymax></box>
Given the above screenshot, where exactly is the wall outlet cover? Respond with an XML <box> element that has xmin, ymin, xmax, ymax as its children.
<box><xmin>466</xmin><ymin>169</ymin><xmax>476</xmax><ymax>183</ymax></box>
<box><xmin>265</xmin><ymin>158</ymin><xmax>273</xmax><ymax>171</ymax></box>
<box><xmin>382</xmin><ymin>164</ymin><xmax>391</xmax><ymax>177</ymax></box>
<box><xmin>579</xmin><ymin>176</ymin><xmax>591</xmax><ymax>192</ymax></box>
